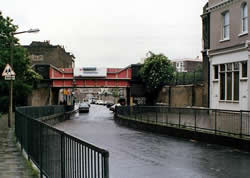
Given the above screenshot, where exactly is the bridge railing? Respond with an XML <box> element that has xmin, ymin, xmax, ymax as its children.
<box><xmin>116</xmin><ymin>106</ymin><xmax>250</xmax><ymax>138</ymax></box>
<box><xmin>15</xmin><ymin>106</ymin><xmax>109</xmax><ymax>178</ymax></box>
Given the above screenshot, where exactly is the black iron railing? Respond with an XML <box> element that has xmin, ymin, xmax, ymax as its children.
<box><xmin>173</xmin><ymin>71</ymin><xmax>204</xmax><ymax>85</ymax></box>
<box><xmin>15</xmin><ymin>106</ymin><xmax>109</xmax><ymax>178</ymax></box>
<box><xmin>116</xmin><ymin>106</ymin><xmax>250</xmax><ymax>138</ymax></box>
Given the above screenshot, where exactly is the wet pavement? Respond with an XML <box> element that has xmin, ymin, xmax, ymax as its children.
<box><xmin>0</xmin><ymin>114</ymin><xmax>36</xmax><ymax>178</ymax></box>
<box><xmin>55</xmin><ymin>105</ymin><xmax>250</xmax><ymax>178</ymax></box>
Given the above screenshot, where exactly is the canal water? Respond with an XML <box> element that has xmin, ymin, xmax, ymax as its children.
<box><xmin>55</xmin><ymin>105</ymin><xmax>250</xmax><ymax>178</ymax></box>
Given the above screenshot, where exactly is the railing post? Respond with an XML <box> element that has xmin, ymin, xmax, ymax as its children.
<box><xmin>104</xmin><ymin>152</ymin><xmax>109</xmax><ymax>178</ymax></box>
<box><xmin>40</xmin><ymin>124</ymin><xmax>43</xmax><ymax>178</ymax></box>
<box><xmin>21</xmin><ymin>117</ymin><xmax>23</xmax><ymax>151</ymax></box>
<box><xmin>140</xmin><ymin>107</ymin><xmax>142</xmax><ymax>121</ymax></box>
<box><xmin>61</xmin><ymin>133</ymin><xmax>65</xmax><ymax>178</ymax></box>
<box><xmin>240</xmin><ymin>110</ymin><xmax>243</xmax><ymax>138</ymax></box>
<box><xmin>179</xmin><ymin>109</ymin><xmax>181</xmax><ymax>128</ymax></box>
<box><xmin>27</xmin><ymin>119</ymin><xmax>30</xmax><ymax>161</ymax></box>
<box><xmin>194</xmin><ymin>71</ymin><xmax>196</xmax><ymax>84</ymax></box>
<box><xmin>166</xmin><ymin>107</ymin><xmax>168</xmax><ymax>125</ymax></box>
<box><xmin>134</xmin><ymin>107</ymin><xmax>137</xmax><ymax>120</ymax></box>
<box><xmin>156</xmin><ymin>108</ymin><xmax>158</xmax><ymax>124</ymax></box>
<box><xmin>194</xmin><ymin>110</ymin><xmax>197</xmax><ymax>132</ymax></box>
<box><xmin>176</xmin><ymin>72</ymin><xmax>178</xmax><ymax>85</ymax></box>
<box><xmin>214</xmin><ymin>110</ymin><xmax>217</xmax><ymax>135</ymax></box>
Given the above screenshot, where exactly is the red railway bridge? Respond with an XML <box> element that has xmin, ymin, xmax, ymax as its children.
<box><xmin>50</xmin><ymin>65</ymin><xmax>132</xmax><ymax>88</ymax></box>
<box><xmin>32</xmin><ymin>64</ymin><xmax>144</xmax><ymax>106</ymax></box>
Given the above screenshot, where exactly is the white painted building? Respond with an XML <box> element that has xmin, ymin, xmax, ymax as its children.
<box><xmin>202</xmin><ymin>0</ymin><xmax>249</xmax><ymax>110</ymax></box>
<box><xmin>209</xmin><ymin>48</ymin><xmax>249</xmax><ymax>110</ymax></box>
<box><xmin>172</xmin><ymin>57</ymin><xmax>202</xmax><ymax>72</ymax></box>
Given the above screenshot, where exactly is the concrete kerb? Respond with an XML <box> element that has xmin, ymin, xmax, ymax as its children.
<box><xmin>16</xmin><ymin>140</ymin><xmax>40</xmax><ymax>177</ymax></box>
<box><xmin>38</xmin><ymin>107</ymin><xmax>79</xmax><ymax>125</ymax></box>
<box><xmin>0</xmin><ymin>113</ymin><xmax>39</xmax><ymax>178</ymax></box>
<box><xmin>65</xmin><ymin>107</ymin><xmax>79</xmax><ymax>120</ymax></box>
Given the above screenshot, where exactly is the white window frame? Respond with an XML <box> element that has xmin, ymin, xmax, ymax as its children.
<box><xmin>221</xmin><ymin>11</ymin><xmax>230</xmax><ymax>41</ymax></box>
<box><xmin>241</xmin><ymin>2</ymin><xmax>248</xmax><ymax>34</ymax></box>
<box><xmin>219</xmin><ymin>63</ymin><xmax>239</xmax><ymax>102</ymax></box>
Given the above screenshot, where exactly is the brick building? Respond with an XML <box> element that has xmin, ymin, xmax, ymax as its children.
<box><xmin>24</xmin><ymin>41</ymin><xmax>75</xmax><ymax>68</ymax></box>
<box><xmin>23</xmin><ymin>41</ymin><xmax>75</xmax><ymax>106</ymax></box>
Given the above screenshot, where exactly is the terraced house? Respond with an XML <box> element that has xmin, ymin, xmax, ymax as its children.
<box><xmin>202</xmin><ymin>0</ymin><xmax>250</xmax><ymax>110</ymax></box>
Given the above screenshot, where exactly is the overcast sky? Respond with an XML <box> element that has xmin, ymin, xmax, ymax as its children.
<box><xmin>2</xmin><ymin>0</ymin><xmax>208</xmax><ymax>68</ymax></box>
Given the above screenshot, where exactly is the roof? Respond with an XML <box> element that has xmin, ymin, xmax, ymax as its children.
<box><xmin>171</xmin><ymin>57</ymin><xmax>202</xmax><ymax>63</ymax></box>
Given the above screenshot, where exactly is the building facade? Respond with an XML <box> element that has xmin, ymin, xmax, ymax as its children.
<box><xmin>202</xmin><ymin>0</ymin><xmax>249</xmax><ymax>110</ymax></box>
<box><xmin>24</xmin><ymin>41</ymin><xmax>75</xmax><ymax>68</ymax></box>
<box><xmin>24</xmin><ymin>41</ymin><xmax>75</xmax><ymax>106</ymax></box>
<box><xmin>172</xmin><ymin>57</ymin><xmax>202</xmax><ymax>72</ymax></box>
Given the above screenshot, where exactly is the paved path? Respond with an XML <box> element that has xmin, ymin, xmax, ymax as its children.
<box><xmin>0</xmin><ymin>114</ymin><xmax>37</xmax><ymax>178</ymax></box>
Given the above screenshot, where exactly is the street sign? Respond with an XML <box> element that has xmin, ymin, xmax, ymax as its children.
<box><xmin>2</xmin><ymin>64</ymin><xmax>16</xmax><ymax>80</ymax></box>
<box><xmin>5</xmin><ymin>76</ymin><xmax>15</xmax><ymax>80</ymax></box>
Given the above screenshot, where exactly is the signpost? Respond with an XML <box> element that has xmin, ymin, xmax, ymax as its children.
<box><xmin>2</xmin><ymin>64</ymin><xmax>15</xmax><ymax>128</ymax></box>
<box><xmin>2</xmin><ymin>64</ymin><xmax>16</xmax><ymax>80</ymax></box>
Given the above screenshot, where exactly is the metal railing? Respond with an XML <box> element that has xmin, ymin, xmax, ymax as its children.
<box><xmin>116</xmin><ymin>106</ymin><xmax>250</xmax><ymax>138</ymax></box>
<box><xmin>15</xmin><ymin>106</ymin><xmax>109</xmax><ymax>178</ymax></box>
<box><xmin>173</xmin><ymin>71</ymin><xmax>204</xmax><ymax>85</ymax></box>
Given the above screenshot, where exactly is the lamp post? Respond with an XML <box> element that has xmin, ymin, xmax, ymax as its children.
<box><xmin>8</xmin><ymin>28</ymin><xmax>40</xmax><ymax>128</ymax></box>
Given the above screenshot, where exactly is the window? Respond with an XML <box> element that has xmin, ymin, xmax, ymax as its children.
<box><xmin>220</xmin><ymin>64</ymin><xmax>226</xmax><ymax>100</ymax></box>
<box><xmin>242</xmin><ymin>3</ymin><xmax>248</xmax><ymax>33</ymax></box>
<box><xmin>214</xmin><ymin>65</ymin><xmax>219</xmax><ymax>79</ymax></box>
<box><xmin>242</xmin><ymin>61</ymin><xmax>248</xmax><ymax>78</ymax></box>
<box><xmin>222</xmin><ymin>11</ymin><xmax>230</xmax><ymax>39</ymax></box>
<box><xmin>220</xmin><ymin>63</ymin><xmax>239</xmax><ymax>101</ymax></box>
<box><xmin>234</xmin><ymin>71</ymin><xmax>239</xmax><ymax>100</ymax></box>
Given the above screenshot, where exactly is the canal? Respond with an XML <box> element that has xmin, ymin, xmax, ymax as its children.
<box><xmin>55</xmin><ymin>104</ymin><xmax>250</xmax><ymax>178</ymax></box>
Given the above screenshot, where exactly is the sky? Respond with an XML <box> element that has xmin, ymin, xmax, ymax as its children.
<box><xmin>2</xmin><ymin>0</ymin><xmax>208</xmax><ymax>68</ymax></box>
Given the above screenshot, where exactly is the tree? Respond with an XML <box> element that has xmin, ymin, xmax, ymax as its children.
<box><xmin>0</xmin><ymin>12</ymin><xmax>41</xmax><ymax>112</ymax></box>
<box><xmin>140</xmin><ymin>51</ymin><xmax>175</xmax><ymax>104</ymax></box>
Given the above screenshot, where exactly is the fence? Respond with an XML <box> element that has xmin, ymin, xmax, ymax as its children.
<box><xmin>173</xmin><ymin>71</ymin><xmax>203</xmax><ymax>85</ymax></box>
<box><xmin>116</xmin><ymin>106</ymin><xmax>250</xmax><ymax>138</ymax></box>
<box><xmin>15</xmin><ymin>105</ymin><xmax>109</xmax><ymax>178</ymax></box>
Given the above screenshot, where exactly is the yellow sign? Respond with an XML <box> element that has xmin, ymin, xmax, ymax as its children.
<box><xmin>64</xmin><ymin>89</ymin><xmax>68</xmax><ymax>95</ymax></box>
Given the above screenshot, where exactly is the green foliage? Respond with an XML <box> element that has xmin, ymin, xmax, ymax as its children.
<box><xmin>175</xmin><ymin>71</ymin><xmax>203</xmax><ymax>85</ymax></box>
<box><xmin>139</xmin><ymin>52</ymin><xmax>175</xmax><ymax>104</ymax></box>
<box><xmin>0</xmin><ymin>12</ymin><xmax>41</xmax><ymax>112</ymax></box>
<box><xmin>140</xmin><ymin>51</ymin><xmax>175</xmax><ymax>92</ymax></box>
<box><xmin>25</xmin><ymin>159</ymin><xmax>39</xmax><ymax>178</ymax></box>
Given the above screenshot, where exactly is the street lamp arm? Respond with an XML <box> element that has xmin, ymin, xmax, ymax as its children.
<box><xmin>13</xmin><ymin>28</ymin><xmax>40</xmax><ymax>35</ymax></box>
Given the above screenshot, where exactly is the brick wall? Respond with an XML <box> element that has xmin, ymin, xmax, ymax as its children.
<box><xmin>24</xmin><ymin>41</ymin><xmax>74</xmax><ymax>68</ymax></box>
